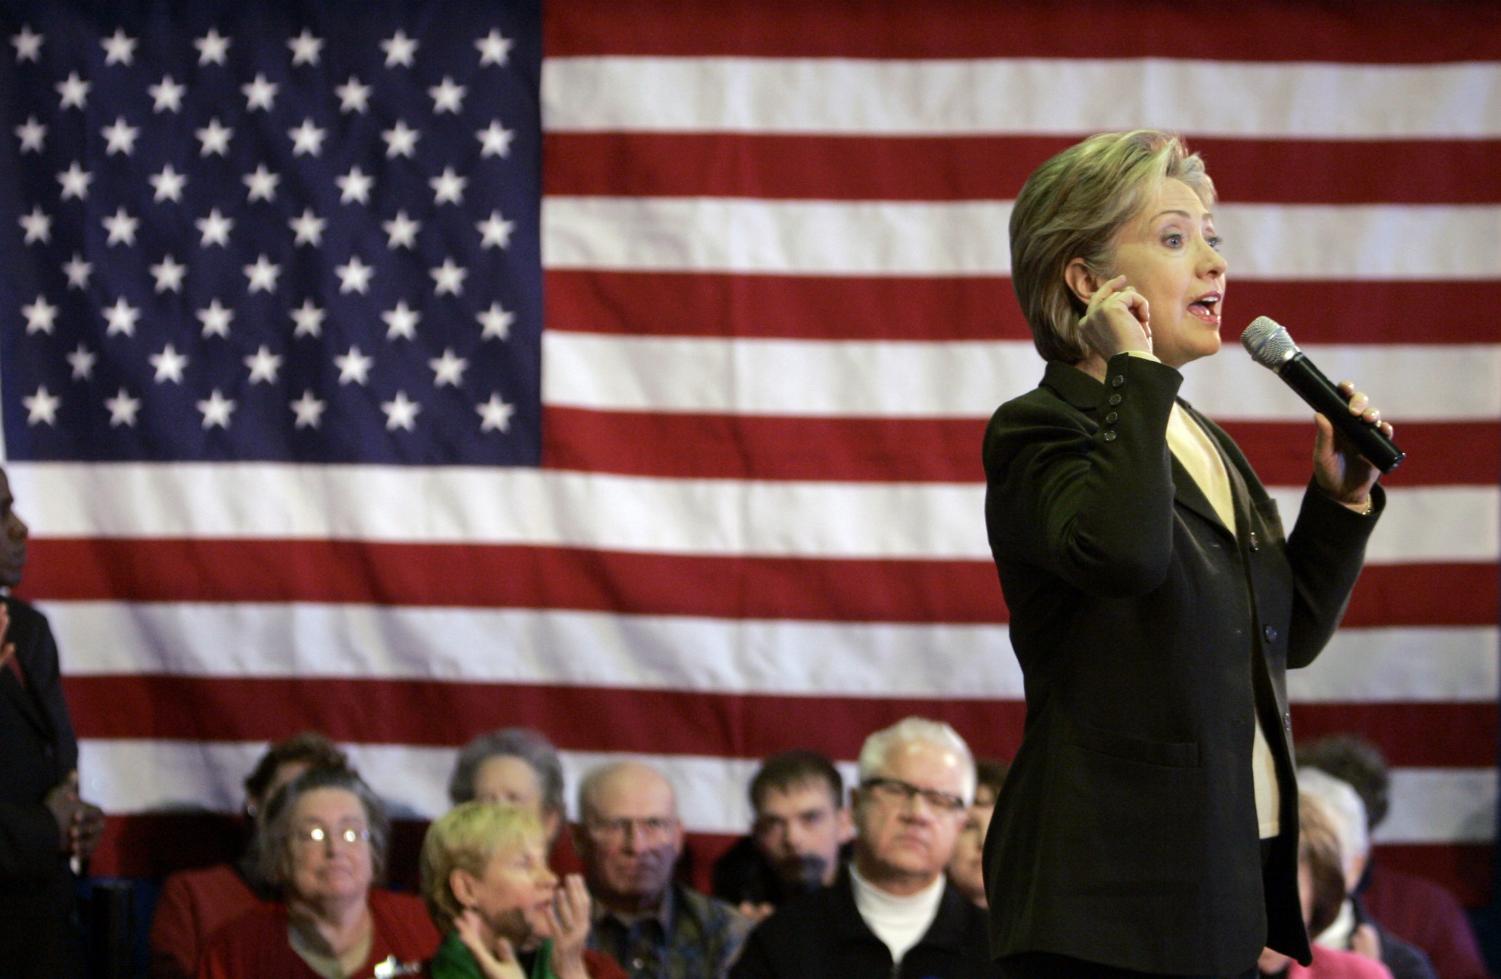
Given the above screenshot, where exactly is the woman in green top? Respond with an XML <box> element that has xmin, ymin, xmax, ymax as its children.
<box><xmin>420</xmin><ymin>802</ymin><xmax>626</xmax><ymax>979</ymax></box>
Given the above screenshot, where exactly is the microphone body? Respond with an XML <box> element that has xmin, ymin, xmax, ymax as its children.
<box><xmin>1241</xmin><ymin>316</ymin><xmax>1405</xmax><ymax>473</ymax></box>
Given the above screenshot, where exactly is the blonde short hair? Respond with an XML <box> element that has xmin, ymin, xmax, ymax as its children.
<box><xmin>419</xmin><ymin>802</ymin><xmax>544</xmax><ymax>931</ymax></box>
<box><xmin>1009</xmin><ymin>130</ymin><xmax>1216</xmax><ymax>363</ymax></box>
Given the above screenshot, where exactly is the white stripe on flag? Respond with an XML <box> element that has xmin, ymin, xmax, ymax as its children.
<box><xmin>542</xmin><ymin>57</ymin><xmax>1501</xmax><ymax>139</ymax></box>
<box><xmin>76</xmin><ymin>739</ymin><xmax>1494</xmax><ymax>842</ymax></box>
<box><xmin>543</xmin><ymin>197</ymin><xmax>1501</xmax><ymax>280</ymax></box>
<box><xmin>12</xmin><ymin>465</ymin><xmax>1500</xmax><ymax>563</ymax></box>
<box><xmin>543</xmin><ymin>333</ymin><xmax>1501</xmax><ymax>421</ymax></box>
<box><xmin>45</xmin><ymin>602</ymin><xmax>1498</xmax><ymax>705</ymax></box>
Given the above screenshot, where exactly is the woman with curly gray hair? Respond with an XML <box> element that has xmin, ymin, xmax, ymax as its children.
<box><xmin>198</xmin><ymin>767</ymin><xmax>438</xmax><ymax>979</ymax></box>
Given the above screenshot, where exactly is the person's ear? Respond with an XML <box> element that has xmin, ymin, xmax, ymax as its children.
<box><xmin>449</xmin><ymin>867</ymin><xmax>479</xmax><ymax>908</ymax></box>
<box><xmin>835</xmin><ymin>806</ymin><xmax>854</xmax><ymax>844</ymax></box>
<box><xmin>1064</xmin><ymin>258</ymin><xmax>1103</xmax><ymax>307</ymax></box>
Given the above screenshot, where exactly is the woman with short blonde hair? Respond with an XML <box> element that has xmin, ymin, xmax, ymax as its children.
<box><xmin>420</xmin><ymin>802</ymin><xmax>624</xmax><ymax>979</ymax></box>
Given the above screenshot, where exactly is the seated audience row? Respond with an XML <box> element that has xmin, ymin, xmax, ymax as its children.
<box><xmin>145</xmin><ymin>724</ymin><xmax>1490</xmax><ymax>979</ymax></box>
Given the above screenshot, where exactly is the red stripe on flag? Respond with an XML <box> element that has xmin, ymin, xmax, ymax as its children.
<box><xmin>546</xmin><ymin>132</ymin><xmax>1501</xmax><ymax>205</ymax></box>
<box><xmin>21</xmin><ymin>541</ymin><xmax>1498</xmax><ymax>629</ymax></box>
<box><xmin>544</xmin><ymin>0</ymin><xmax>1501</xmax><ymax>63</ymax></box>
<box><xmin>542</xmin><ymin>408</ymin><xmax>1499</xmax><ymax>487</ymax></box>
<box><xmin>66</xmin><ymin>675</ymin><xmax>1496</xmax><ymax>770</ymax></box>
<box><xmin>546</xmin><ymin>271</ymin><xmax>1501</xmax><ymax>345</ymax></box>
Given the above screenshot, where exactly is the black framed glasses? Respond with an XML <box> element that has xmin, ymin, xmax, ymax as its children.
<box><xmin>861</xmin><ymin>777</ymin><xmax>966</xmax><ymax>813</ymax></box>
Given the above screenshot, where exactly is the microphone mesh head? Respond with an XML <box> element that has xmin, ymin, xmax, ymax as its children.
<box><xmin>1240</xmin><ymin>315</ymin><xmax>1300</xmax><ymax>369</ymax></box>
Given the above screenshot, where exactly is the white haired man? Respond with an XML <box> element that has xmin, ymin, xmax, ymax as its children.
<box><xmin>730</xmin><ymin>717</ymin><xmax>999</xmax><ymax>978</ymax></box>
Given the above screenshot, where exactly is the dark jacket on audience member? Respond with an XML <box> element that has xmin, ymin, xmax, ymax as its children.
<box><xmin>0</xmin><ymin>597</ymin><xmax>84</xmax><ymax>979</ymax></box>
<box><xmin>728</xmin><ymin>871</ymin><xmax>1000</xmax><ymax>979</ymax></box>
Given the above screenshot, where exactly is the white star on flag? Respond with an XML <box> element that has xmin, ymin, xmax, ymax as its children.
<box><xmin>63</xmin><ymin>254</ymin><xmax>92</xmax><ymax>289</ymax></box>
<box><xmin>150</xmin><ymin>75</ymin><xmax>185</xmax><ymax>112</ymax></box>
<box><xmin>196</xmin><ymin>390</ymin><xmax>236</xmax><ymax>429</ymax></box>
<box><xmin>103</xmin><ymin>297</ymin><xmax>141</xmax><ymax>336</ymax></box>
<box><xmin>289</xmin><ymin>119</ymin><xmax>327</xmax><ymax>157</ymax></box>
<box><xmin>196</xmin><ymin>209</ymin><xmax>233</xmax><ymax>247</ymax></box>
<box><xmin>66</xmin><ymin>343</ymin><xmax>96</xmax><ymax>380</ymax></box>
<box><xmin>15</xmin><ymin>116</ymin><xmax>46</xmax><ymax>153</ymax></box>
<box><xmin>194</xmin><ymin>28</ymin><xmax>230</xmax><ymax>65</ymax></box>
<box><xmin>150</xmin><ymin>164</ymin><xmax>187</xmax><ymax>202</ymax></box>
<box><xmin>381</xmin><ymin>30</ymin><xmax>419</xmax><ymax>67</ymax></box>
<box><xmin>101</xmin><ymin>117</ymin><xmax>140</xmax><ymax>156</ymax></box>
<box><xmin>11</xmin><ymin>25</ymin><xmax>43</xmax><ymax>63</ymax></box>
<box><xmin>243</xmin><ymin>165</ymin><xmax>280</xmax><ymax>202</ymax></box>
<box><xmin>431</xmin><ymin>259</ymin><xmax>467</xmax><ymax>296</ymax></box>
<box><xmin>290</xmin><ymin>391</ymin><xmax>326</xmax><ymax>429</ymax></box>
<box><xmin>149</xmin><ymin>255</ymin><xmax>187</xmax><ymax>293</ymax></box>
<box><xmin>21</xmin><ymin>295</ymin><xmax>58</xmax><ymax>334</ymax></box>
<box><xmin>196</xmin><ymin>118</ymin><xmax>233</xmax><ymax>156</ymax></box>
<box><xmin>382</xmin><ymin>120</ymin><xmax>420</xmax><ymax>158</ymax></box>
<box><xmin>337</xmin><ymin>167</ymin><xmax>374</xmax><ymax>204</ymax></box>
<box><xmin>288</xmin><ymin>30</ymin><xmax>324</xmax><ymax>66</ymax></box>
<box><xmin>197</xmin><ymin>299</ymin><xmax>234</xmax><ymax>338</ymax></box>
<box><xmin>383</xmin><ymin>211</ymin><xmax>420</xmax><ymax>249</ymax></box>
<box><xmin>336</xmin><ymin>256</ymin><xmax>375</xmax><ymax>294</ymax></box>
<box><xmin>150</xmin><ymin>343</ymin><xmax>189</xmax><ymax>383</ymax></box>
<box><xmin>430</xmin><ymin>167</ymin><xmax>467</xmax><ymax>205</ymax></box>
<box><xmin>336</xmin><ymin>76</ymin><xmax>372</xmax><ymax>113</ymax></box>
<box><xmin>382</xmin><ymin>301</ymin><xmax>421</xmax><ymax>340</ymax></box>
<box><xmin>244</xmin><ymin>255</ymin><xmax>281</xmax><ymax>293</ymax></box>
<box><xmin>244</xmin><ymin>346</ymin><xmax>283</xmax><ymax>384</ymax></box>
<box><xmin>56</xmin><ymin>72</ymin><xmax>90</xmax><ymax>110</ymax></box>
<box><xmin>477</xmin><ymin>302</ymin><xmax>514</xmax><ymax>340</ymax></box>
<box><xmin>57</xmin><ymin>162</ymin><xmax>93</xmax><ymax>201</ymax></box>
<box><xmin>290</xmin><ymin>300</ymin><xmax>326</xmax><ymax>338</ymax></box>
<box><xmin>476</xmin><ymin>30</ymin><xmax>513</xmax><ymax>67</ymax></box>
<box><xmin>101</xmin><ymin>28</ymin><xmax>137</xmax><ymax>66</ymax></box>
<box><xmin>335</xmin><ymin>346</ymin><xmax>374</xmax><ymax>385</ymax></box>
<box><xmin>381</xmin><ymin>391</ymin><xmax>421</xmax><ymax>431</ymax></box>
<box><xmin>429</xmin><ymin>77</ymin><xmax>466</xmax><ymax>114</ymax></box>
<box><xmin>290</xmin><ymin>209</ymin><xmax>326</xmax><ymax>246</ymax></box>
<box><xmin>102</xmin><ymin>207</ymin><xmax>138</xmax><ymax>246</ymax></box>
<box><xmin>476</xmin><ymin>393</ymin><xmax>515</xmax><ymax>433</ymax></box>
<box><xmin>477</xmin><ymin>121</ymin><xmax>515</xmax><ymax>158</ymax></box>
<box><xmin>242</xmin><ymin>73</ymin><xmax>279</xmax><ymax>111</ymax></box>
<box><xmin>24</xmin><ymin>387</ymin><xmax>61</xmax><ymax>426</ymax></box>
<box><xmin>429</xmin><ymin>348</ymin><xmax>468</xmax><ymax>387</ymax></box>
<box><xmin>477</xmin><ymin>211</ymin><xmax>515</xmax><ymax>249</ymax></box>
<box><xmin>105</xmin><ymin>388</ymin><xmax>142</xmax><ymax>427</ymax></box>
<box><xmin>19</xmin><ymin>205</ymin><xmax>51</xmax><ymax>244</ymax></box>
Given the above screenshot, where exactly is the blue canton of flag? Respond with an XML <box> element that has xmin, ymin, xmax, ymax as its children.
<box><xmin>0</xmin><ymin>0</ymin><xmax>542</xmax><ymax>465</ymax></box>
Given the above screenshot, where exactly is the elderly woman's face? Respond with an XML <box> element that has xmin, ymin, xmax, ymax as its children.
<box><xmin>455</xmin><ymin>834</ymin><xmax>558</xmax><ymax>949</ymax></box>
<box><xmin>473</xmin><ymin>755</ymin><xmax>543</xmax><ymax>812</ymax></box>
<box><xmin>287</xmin><ymin>787</ymin><xmax>373</xmax><ymax>906</ymax></box>
<box><xmin>1105</xmin><ymin>177</ymin><xmax>1227</xmax><ymax>369</ymax></box>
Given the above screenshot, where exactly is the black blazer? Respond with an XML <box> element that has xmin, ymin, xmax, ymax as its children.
<box><xmin>0</xmin><ymin>595</ymin><xmax>83</xmax><ymax>978</ymax></box>
<box><xmin>730</xmin><ymin>870</ymin><xmax>1000</xmax><ymax>979</ymax></box>
<box><xmin>981</xmin><ymin>354</ymin><xmax>1381</xmax><ymax>975</ymax></box>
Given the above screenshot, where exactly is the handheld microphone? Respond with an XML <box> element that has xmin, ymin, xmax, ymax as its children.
<box><xmin>1240</xmin><ymin>316</ymin><xmax>1405</xmax><ymax>473</ymax></box>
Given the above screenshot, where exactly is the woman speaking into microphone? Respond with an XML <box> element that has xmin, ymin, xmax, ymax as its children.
<box><xmin>981</xmin><ymin>130</ymin><xmax>1394</xmax><ymax>978</ymax></box>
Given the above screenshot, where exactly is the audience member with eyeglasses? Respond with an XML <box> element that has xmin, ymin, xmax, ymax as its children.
<box><xmin>574</xmin><ymin>760</ymin><xmax>749</xmax><ymax>979</ymax></box>
<box><xmin>730</xmin><ymin>717</ymin><xmax>1001</xmax><ymax>978</ymax></box>
<box><xmin>197</xmin><ymin>766</ymin><xmax>438</xmax><ymax>979</ymax></box>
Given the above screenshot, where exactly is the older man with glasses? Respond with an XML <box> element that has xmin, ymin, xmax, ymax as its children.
<box><xmin>731</xmin><ymin>717</ymin><xmax>1000</xmax><ymax>978</ymax></box>
<box><xmin>575</xmin><ymin>760</ymin><xmax>750</xmax><ymax>979</ymax></box>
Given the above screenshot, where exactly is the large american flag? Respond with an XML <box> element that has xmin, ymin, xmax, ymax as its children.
<box><xmin>1</xmin><ymin>0</ymin><xmax>1497</xmax><ymax>906</ymax></box>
